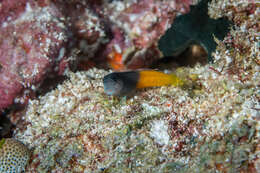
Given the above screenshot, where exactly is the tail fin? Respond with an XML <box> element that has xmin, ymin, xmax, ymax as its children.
<box><xmin>170</xmin><ymin>74</ymin><xmax>184</xmax><ymax>87</ymax></box>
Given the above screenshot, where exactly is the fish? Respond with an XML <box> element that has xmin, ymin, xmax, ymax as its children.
<box><xmin>108</xmin><ymin>51</ymin><xmax>125</xmax><ymax>70</ymax></box>
<box><xmin>103</xmin><ymin>70</ymin><xmax>183</xmax><ymax>96</ymax></box>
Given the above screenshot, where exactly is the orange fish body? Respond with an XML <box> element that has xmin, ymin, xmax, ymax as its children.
<box><xmin>103</xmin><ymin>70</ymin><xmax>183</xmax><ymax>96</ymax></box>
<box><xmin>136</xmin><ymin>70</ymin><xmax>183</xmax><ymax>88</ymax></box>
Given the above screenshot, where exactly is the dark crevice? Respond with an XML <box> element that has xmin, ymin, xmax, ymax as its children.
<box><xmin>0</xmin><ymin>109</ymin><xmax>14</xmax><ymax>139</ymax></box>
<box><xmin>151</xmin><ymin>44</ymin><xmax>207</xmax><ymax>70</ymax></box>
<box><xmin>36</xmin><ymin>75</ymin><xmax>68</xmax><ymax>97</ymax></box>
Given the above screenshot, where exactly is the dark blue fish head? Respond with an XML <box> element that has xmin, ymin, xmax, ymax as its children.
<box><xmin>103</xmin><ymin>71</ymin><xmax>139</xmax><ymax>96</ymax></box>
<box><xmin>103</xmin><ymin>73</ymin><xmax>124</xmax><ymax>96</ymax></box>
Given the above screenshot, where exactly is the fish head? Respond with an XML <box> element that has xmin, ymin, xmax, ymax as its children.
<box><xmin>103</xmin><ymin>73</ymin><xmax>124</xmax><ymax>96</ymax></box>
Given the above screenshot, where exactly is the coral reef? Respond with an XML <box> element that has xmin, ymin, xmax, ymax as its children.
<box><xmin>2</xmin><ymin>0</ymin><xmax>260</xmax><ymax>172</ymax></box>
<box><xmin>0</xmin><ymin>138</ymin><xmax>30</xmax><ymax>173</ymax></box>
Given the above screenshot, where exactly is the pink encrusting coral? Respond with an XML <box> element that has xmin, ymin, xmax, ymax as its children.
<box><xmin>107</xmin><ymin>0</ymin><xmax>189</xmax><ymax>49</ymax></box>
<box><xmin>0</xmin><ymin>1</ymin><xmax>68</xmax><ymax>110</ymax></box>
<box><xmin>54</xmin><ymin>0</ymin><xmax>107</xmax><ymax>59</ymax></box>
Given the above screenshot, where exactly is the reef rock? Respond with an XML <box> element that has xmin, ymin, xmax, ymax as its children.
<box><xmin>0</xmin><ymin>0</ymin><xmax>68</xmax><ymax>111</ymax></box>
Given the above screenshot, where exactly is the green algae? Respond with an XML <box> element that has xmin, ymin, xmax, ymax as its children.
<box><xmin>0</xmin><ymin>138</ymin><xmax>5</xmax><ymax>149</ymax></box>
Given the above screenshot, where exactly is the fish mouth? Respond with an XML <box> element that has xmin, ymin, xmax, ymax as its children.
<box><xmin>104</xmin><ymin>88</ymin><xmax>115</xmax><ymax>95</ymax></box>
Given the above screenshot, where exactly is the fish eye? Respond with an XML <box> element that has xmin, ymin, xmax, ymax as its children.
<box><xmin>104</xmin><ymin>77</ymin><xmax>116</xmax><ymax>86</ymax></box>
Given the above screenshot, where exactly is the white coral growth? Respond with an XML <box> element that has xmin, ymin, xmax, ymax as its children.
<box><xmin>150</xmin><ymin>120</ymin><xmax>170</xmax><ymax>146</ymax></box>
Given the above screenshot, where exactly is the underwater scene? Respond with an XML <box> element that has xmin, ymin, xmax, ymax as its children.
<box><xmin>0</xmin><ymin>0</ymin><xmax>259</xmax><ymax>172</ymax></box>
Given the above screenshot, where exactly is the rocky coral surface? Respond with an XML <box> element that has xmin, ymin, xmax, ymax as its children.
<box><xmin>14</xmin><ymin>2</ymin><xmax>260</xmax><ymax>167</ymax></box>
<box><xmin>3</xmin><ymin>0</ymin><xmax>260</xmax><ymax>172</ymax></box>
<box><xmin>14</xmin><ymin>61</ymin><xmax>259</xmax><ymax>172</ymax></box>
